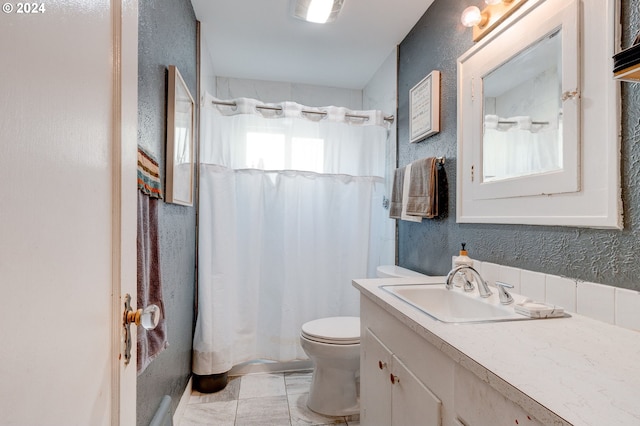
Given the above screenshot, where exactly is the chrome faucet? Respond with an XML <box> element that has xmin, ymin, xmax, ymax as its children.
<box><xmin>445</xmin><ymin>265</ymin><xmax>493</xmax><ymax>298</ymax></box>
<box><xmin>495</xmin><ymin>281</ymin><xmax>514</xmax><ymax>304</ymax></box>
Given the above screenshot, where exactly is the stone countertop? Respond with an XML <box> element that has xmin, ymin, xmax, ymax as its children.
<box><xmin>353</xmin><ymin>276</ymin><xmax>640</xmax><ymax>426</ymax></box>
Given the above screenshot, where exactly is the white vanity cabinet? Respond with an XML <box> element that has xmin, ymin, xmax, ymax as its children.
<box><xmin>356</xmin><ymin>278</ymin><xmax>640</xmax><ymax>425</ymax></box>
<box><xmin>360</xmin><ymin>296</ymin><xmax>456</xmax><ymax>425</ymax></box>
<box><xmin>361</xmin><ymin>329</ymin><xmax>442</xmax><ymax>425</ymax></box>
<box><xmin>359</xmin><ymin>293</ymin><xmax>545</xmax><ymax>426</ymax></box>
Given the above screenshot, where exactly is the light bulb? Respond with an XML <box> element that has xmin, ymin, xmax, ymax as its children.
<box><xmin>485</xmin><ymin>0</ymin><xmax>502</xmax><ymax>5</ymax></box>
<box><xmin>461</xmin><ymin>6</ymin><xmax>482</xmax><ymax>27</ymax></box>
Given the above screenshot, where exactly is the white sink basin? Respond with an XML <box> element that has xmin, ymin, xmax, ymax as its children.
<box><xmin>380</xmin><ymin>283</ymin><xmax>531</xmax><ymax>323</ymax></box>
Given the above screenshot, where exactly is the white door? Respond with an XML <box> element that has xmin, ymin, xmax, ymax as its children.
<box><xmin>0</xmin><ymin>1</ymin><xmax>138</xmax><ymax>425</ymax></box>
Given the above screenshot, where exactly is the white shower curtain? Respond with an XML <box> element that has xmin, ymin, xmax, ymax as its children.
<box><xmin>483</xmin><ymin>115</ymin><xmax>562</xmax><ymax>181</ymax></box>
<box><xmin>193</xmin><ymin>96</ymin><xmax>390</xmax><ymax>375</ymax></box>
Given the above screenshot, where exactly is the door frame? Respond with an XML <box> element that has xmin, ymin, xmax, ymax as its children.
<box><xmin>111</xmin><ymin>1</ymin><xmax>139</xmax><ymax>424</ymax></box>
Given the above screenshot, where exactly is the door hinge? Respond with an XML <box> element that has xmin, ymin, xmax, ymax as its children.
<box><xmin>471</xmin><ymin>165</ymin><xmax>475</xmax><ymax>182</ymax></box>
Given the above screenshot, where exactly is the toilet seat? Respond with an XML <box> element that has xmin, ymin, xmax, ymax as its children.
<box><xmin>301</xmin><ymin>316</ymin><xmax>360</xmax><ymax>345</ymax></box>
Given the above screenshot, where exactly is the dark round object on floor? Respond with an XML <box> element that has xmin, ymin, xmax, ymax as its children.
<box><xmin>192</xmin><ymin>371</ymin><xmax>229</xmax><ymax>393</ymax></box>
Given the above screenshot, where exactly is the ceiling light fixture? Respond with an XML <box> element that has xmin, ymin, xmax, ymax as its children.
<box><xmin>461</xmin><ymin>0</ymin><xmax>527</xmax><ymax>42</ymax></box>
<box><xmin>292</xmin><ymin>0</ymin><xmax>345</xmax><ymax>24</ymax></box>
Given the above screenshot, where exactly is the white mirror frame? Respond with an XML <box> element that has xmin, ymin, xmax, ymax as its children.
<box><xmin>457</xmin><ymin>0</ymin><xmax>622</xmax><ymax>229</ymax></box>
<box><xmin>472</xmin><ymin>3</ymin><xmax>579</xmax><ymax>200</ymax></box>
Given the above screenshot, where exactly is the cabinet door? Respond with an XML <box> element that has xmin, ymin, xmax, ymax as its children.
<box><xmin>454</xmin><ymin>365</ymin><xmax>542</xmax><ymax>426</ymax></box>
<box><xmin>361</xmin><ymin>329</ymin><xmax>393</xmax><ymax>426</ymax></box>
<box><xmin>391</xmin><ymin>355</ymin><xmax>442</xmax><ymax>426</ymax></box>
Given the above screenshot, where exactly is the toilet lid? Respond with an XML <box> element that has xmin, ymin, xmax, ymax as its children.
<box><xmin>301</xmin><ymin>316</ymin><xmax>360</xmax><ymax>345</ymax></box>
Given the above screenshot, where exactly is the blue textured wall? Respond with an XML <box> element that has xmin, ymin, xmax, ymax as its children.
<box><xmin>137</xmin><ymin>1</ymin><xmax>197</xmax><ymax>425</ymax></box>
<box><xmin>398</xmin><ymin>0</ymin><xmax>640</xmax><ymax>290</ymax></box>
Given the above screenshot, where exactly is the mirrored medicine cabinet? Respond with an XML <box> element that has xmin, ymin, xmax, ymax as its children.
<box><xmin>457</xmin><ymin>0</ymin><xmax>621</xmax><ymax>229</ymax></box>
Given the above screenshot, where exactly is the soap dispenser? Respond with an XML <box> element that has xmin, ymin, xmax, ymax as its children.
<box><xmin>452</xmin><ymin>243</ymin><xmax>474</xmax><ymax>287</ymax></box>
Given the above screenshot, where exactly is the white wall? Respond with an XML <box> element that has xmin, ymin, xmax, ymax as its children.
<box><xmin>200</xmin><ymin>26</ymin><xmax>217</xmax><ymax>101</ymax></box>
<box><xmin>363</xmin><ymin>48</ymin><xmax>398</xmax><ymax>266</ymax></box>
<box><xmin>216</xmin><ymin>76</ymin><xmax>362</xmax><ymax>109</ymax></box>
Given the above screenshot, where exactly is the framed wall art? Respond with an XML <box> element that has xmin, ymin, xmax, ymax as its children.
<box><xmin>409</xmin><ymin>70</ymin><xmax>441</xmax><ymax>143</ymax></box>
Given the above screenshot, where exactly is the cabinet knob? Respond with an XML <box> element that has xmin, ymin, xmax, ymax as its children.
<box><xmin>389</xmin><ymin>373</ymin><xmax>399</xmax><ymax>385</ymax></box>
<box><xmin>378</xmin><ymin>360</ymin><xmax>387</xmax><ymax>370</ymax></box>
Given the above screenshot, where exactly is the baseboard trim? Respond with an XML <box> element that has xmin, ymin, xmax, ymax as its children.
<box><xmin>229</xmin><ymin>359</ymin><xmax>313</xmax><ymax>376</ymax></box>
<box><xmin>172</xmin><ymin>376</ymin><xmax>192</xmax><ymax>425</ymax></box>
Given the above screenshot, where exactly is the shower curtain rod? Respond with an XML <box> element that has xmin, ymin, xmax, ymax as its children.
<box><xmin>212</xmin><ymin>100</ymin><xmax>395</xmax><ymax>124</ymax></box>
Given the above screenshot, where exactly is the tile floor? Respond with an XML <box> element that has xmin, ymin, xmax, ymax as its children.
<box><xmin>180</xmin><ymin>371</ymin><xmax>360</xmax><ymax>426</ymax></box>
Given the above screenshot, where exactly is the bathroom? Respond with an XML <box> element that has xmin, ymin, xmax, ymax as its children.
<box><xmin>0</xmin><ymin>0</ymin><xmax>638</xmax><ymax>425</ymax></box>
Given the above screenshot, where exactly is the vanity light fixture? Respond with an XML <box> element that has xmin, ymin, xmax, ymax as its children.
<box><xmin>292</xmin><ymin>0</ymin><xmax>345</xmax><ymax>24</ymax></box>
<box><xmin>461</xmin><ymin>0</ymin><xmax>527</xmax><ymax>42</ymax></box>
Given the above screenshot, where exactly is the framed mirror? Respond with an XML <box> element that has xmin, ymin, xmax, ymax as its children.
<box><xmin>481</xmin><ymin>28</ymin><xmax>575</xmax><ymax>196</ymax></box>
<box><xmin>457</xmin><ymin>0</ymin><xmax>621</xmax><ymax>229</ymax></box>
<box><xmin>482</xmin><ymin>31</ymin><xmax>563</xmax><ymax>184</ymax></box>
<box><xmin>166</xmin><ymin>65</ymin><xmax>195</xmax><ymax>206</ymax></box>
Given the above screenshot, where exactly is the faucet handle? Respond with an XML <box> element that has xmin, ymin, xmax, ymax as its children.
<box><xmin>462</xmin><ymin>276</ymin><xmax>475</xmax><ymax>292</ymax></box>
<box><xmin>495</xmin><ymin>281</ymin><xmax>514</xmax><ymax>305</ymax></box>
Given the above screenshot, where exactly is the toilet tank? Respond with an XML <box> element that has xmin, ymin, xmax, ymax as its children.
<box><xmin>376</xmin><ymin>265</ymin><xmax>427</xmax><ymax>278</ymax></box>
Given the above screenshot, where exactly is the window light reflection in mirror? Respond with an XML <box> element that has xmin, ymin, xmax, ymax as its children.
<box><xmin>482</xmin><ymin>29</ymin><xmax>563</xmax><ymax>183</ymax></box>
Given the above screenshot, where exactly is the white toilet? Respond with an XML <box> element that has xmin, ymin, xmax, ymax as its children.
<box><xmin>300</xmin><ymin>266</ymin><xmax>426</xmax><ymax>416</ymax></box>
<box><xmin>300</xmin><ymin>316</ymin><xmax>361</xmax><ymax>416</ymax></box>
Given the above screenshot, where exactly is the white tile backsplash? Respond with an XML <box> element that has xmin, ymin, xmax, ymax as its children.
<box><xmin>577</xmin><ymin>281</ymin><xmax>615</xmax><ymax>324</ymax></box>
<box><xmin>480</xmin><ymin>262</ymin><xmax>500</xmax><ymax>288</ymax></box>
<box><xmin>497</xmin><ymin>265</ymin><xmax>521</xmax><ymax>294</ymax></box>
<box><xmin>544</xmin><ymin>275</ymin><xmax>577</xmax><ymax>312</ymax></box>
<box><xmin>614</xmin><ymin>288</ymin><xmax>640</xmax><ymax>331</ymax></box>
<box><xmin>472</xmin><ymin>260</ymin><xmax>483</xmax><ymax>274</ymax></box>
<box><xmin>472</xmin><ymin>263</ymin><xmax>640</xmax><ymax>331</ymax></box>
<box><xmin>520</xmin><ymin>270</ymin><xmax>546</xmax><ymax>302</ymax></box>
